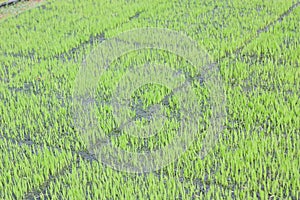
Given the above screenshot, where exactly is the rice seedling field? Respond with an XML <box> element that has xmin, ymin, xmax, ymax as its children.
<box><xmin>0</xmin><ymin>0</ymin><xmax>299</xmax><ymax>199</ymax></box>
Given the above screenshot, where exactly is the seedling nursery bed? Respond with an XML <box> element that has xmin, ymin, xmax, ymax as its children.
<box><xmin>0</xmin><ymin>0</ymin><xmax>299</xmax><ymax>199</ymax></box>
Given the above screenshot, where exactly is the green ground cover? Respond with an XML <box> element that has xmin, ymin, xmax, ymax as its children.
<box><xmin>0</xmin><ymin>0</ymin><xmax>299</xmax><ymax>199</ymax></box>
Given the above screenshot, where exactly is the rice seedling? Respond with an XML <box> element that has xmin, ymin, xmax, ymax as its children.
<box><xmin>0</xmin><ymin>0</ymin><xmax>299</xmax><ymax>199</ymax></box>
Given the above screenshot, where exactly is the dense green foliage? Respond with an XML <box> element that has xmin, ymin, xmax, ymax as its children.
<box><xmin>0</xmin><ymin>0</ymin><xmax>299</xmax><ymax>199</ymax></box>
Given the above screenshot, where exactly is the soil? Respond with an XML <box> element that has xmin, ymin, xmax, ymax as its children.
<box><xmin>0</xmin><ymin>0</ymin><xmax>44</xmax><ymax>21</ymax></box>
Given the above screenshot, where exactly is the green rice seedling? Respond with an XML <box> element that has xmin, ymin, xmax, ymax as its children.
<box><xmin>1</xmin><ymin>0</ymin><xmax>299</xmax><ymax>199</ymax></box>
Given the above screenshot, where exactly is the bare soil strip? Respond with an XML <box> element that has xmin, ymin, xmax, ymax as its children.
<box><xmin>0</xmin><ymin>0</ymin><xmax>44</xmax><ymax>21</ymax></box>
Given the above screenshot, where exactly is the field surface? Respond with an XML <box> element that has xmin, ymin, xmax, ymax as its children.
<box><xmin>0</xmin><ymin>0</ymin><xmax>44</xmax><ymax>21</ymax></box>
<box><xmin>0</xmin><ymin>0</ymin><xmax>299</xmax><ymax>199</ymax></box>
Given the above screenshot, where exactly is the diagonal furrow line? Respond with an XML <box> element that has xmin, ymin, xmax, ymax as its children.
<box><xmin>234</xmin><ymin>1</ymin><xmax>300</xmax><ymax>56</ymax></box>
<box><xmin>2</xmin><ymin>10</ymin><xmax>145</xmax><ymax>62</ymax></box>
<box><xmin>0</xmin><ymin>134</ymin><xmax>97</xmax><ymax>162</ymax></box>
<box><xmin>0</xmin><ymin>134</ymin><xmax>98</xmax><ymax>199</ymax></box>
<box><xmin>19</xmin><ymin>1</ymin><xmax>300</xmax><ymax>199</ymax></box>
<box><xmin>22</xmin><ymin>155</ymin><xmax>83</xmax><ymax>200</ymax></box>
<box><xmin>257</xmin><ymin>1</ymin><xmax>300</xmax><ymax>34</ymax></box>
<box><xmin>0</xmin><ymin>0</ymin><xmax>22</xmax><ymax>8</ymax></box>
